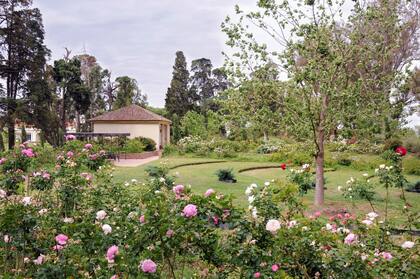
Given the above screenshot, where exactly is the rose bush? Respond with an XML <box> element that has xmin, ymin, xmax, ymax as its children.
<box><xmin>0</xmin><ymin>145</ymin><xmax>418</xmax><ymax>278</ymax></box>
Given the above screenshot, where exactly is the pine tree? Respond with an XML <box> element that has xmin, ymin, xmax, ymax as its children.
<box><xmin>165</xmin><ymin>51</ymin><xmax>195</xmax><ymax>118</ymax></box>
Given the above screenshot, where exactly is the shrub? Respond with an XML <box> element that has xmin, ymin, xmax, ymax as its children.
<box><xmin>123</xmin><ymin>138</ymin><xmax>146</xmax><ymax>153</ymax></box>
<box><xmin>402</xmin><ymin>156</ymin><xmax>420</xmax><ymax>175</ymax></box>
<box><xmin>350</xmin><ymin>156</ymin><xmax>386</xmax><ymax>170</ymax></box>
<box><xmin>256</xmin><ymin>143</ymin><xmax>279</xmax><ymax>154</ymax></box>
<box><xmin>162</xmin><ymin>144</ymin><xmax>179</xmax><ymax>156</ymax></box>
<box><xmin>136</xmin><ymin>137</ymin><xmax>156</xmax><ymax>151</ymax></box>
<box><xmin>287</xmin><ymin>165</ymin><xmax>314</xmax><ymax>195</ymax></box>
<box><xmin>405</xmin><ymin>180</ymin><xmax>420</xmax><ymax>193</ymax></box>
<box><xmin>215</xmin><ymin>168</ymin><xmax>236</xmax><ymax>182</ymax></box>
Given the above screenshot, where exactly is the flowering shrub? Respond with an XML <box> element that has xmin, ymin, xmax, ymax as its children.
<box><xmin>0</xmin><ymin>146</ymin><xmax>418</xmax><ymax>278</ymax></box>
<box><xmin>31</xmin><ymin>170</ymin><xmax>54</xmax><ymax>191</ymax></box>
<box><xmin>287</xmin><ymin>164</ymin><xmax>314</xmax><ymax>195</ymax></box>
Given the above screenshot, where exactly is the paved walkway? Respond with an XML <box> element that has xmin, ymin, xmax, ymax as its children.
<box><xmin>112</xmin><ymin>156</ymin><xmax>160</xmax><ymax>167</ymax></box>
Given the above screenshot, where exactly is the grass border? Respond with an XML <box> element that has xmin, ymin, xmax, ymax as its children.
<box><xmin>169</xmin><ymin>160</ymin><xmax>227</xmax><ymax>170</ymax></box>
<box><xmin>238</xmin><ymin>166</ymin><xmax>337</xmax><ymax>173</ymax></box>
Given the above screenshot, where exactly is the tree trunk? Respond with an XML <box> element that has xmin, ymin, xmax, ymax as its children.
<box><xmin>314</xmin><ymin>94</ymin><xmax>328</xmax><ymax>206</ymax></box>
<box><xmin>314</xmin><ymin>136</ymin><xmax>325</xmax><ymax>206</ymax></box>
<box><xmin>7</xmin><ymin>116</ymin><xmax>15</xmax><ymax>150</ymax></box>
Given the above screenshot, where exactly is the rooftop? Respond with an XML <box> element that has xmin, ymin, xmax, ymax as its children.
<box><xmin>89</xmin><ymin>104</ymin><xmax>171</xmax><ymax>123</ymax></box>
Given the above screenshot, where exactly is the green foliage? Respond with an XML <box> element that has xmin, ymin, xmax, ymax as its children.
<box><xmin>287</xmin><ymin>166</ymin><xmax>314</xmax><ymax>195</ymax></box>
<box><xmin>402</xmin><ymin>156</ymin><xmax>420</xmax><ymax>175</ymax></box>
<box><xmin>215</xmin><ymin>168</ymin><xmax>236</xmax><ymax>182</ymax></box>
<box><xmin>180</xmin><ymin>110</ymin><xmax>207</xmax><ymax>138</ymax></box>
<box><xmin>113</xmin><ymin>77</ymin><xmax>147</xmax><ymax>109</ymax></box>
<box><xmin>402</xmin><ymin>134</ymin><xmax>420</xmax><ymax>154</ymax></box>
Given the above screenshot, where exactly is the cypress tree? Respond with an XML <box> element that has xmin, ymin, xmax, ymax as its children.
<box><xmin>165</xmin><ymin>51</ymin><xmax>195</xmax><ymax>118</ymax></box>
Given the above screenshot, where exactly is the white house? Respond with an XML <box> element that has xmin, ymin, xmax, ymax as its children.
<box><xmin>89</xmin><ymin>104</ymin><xmax>171</xmax><ymax>150</ymax></box>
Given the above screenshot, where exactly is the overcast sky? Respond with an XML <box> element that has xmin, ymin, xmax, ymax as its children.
<box><xmin>34</xmin><ymin>0</ymin><xmax>418</xmax><ymax>127</ymax></box>
<box><xmin>34</xmin><ymin>0</ymin><xmax>255</xmax><ymax>107</ymax></box>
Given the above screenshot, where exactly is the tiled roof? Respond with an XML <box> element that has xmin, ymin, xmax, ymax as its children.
<box><xmin>89</xmin><ymin>104</ymin><xmax>171</xmax><ymax>123</ymax></box>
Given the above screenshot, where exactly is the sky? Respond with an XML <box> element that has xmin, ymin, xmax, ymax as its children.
<box><xmin>34</xmin><ymin>0</ymin><xmax>419</xmax><ymax>127</ymax></box>
<box><xmin>34</xmin><ymin>0</ymin><xmax>255</xmax><ymax>107</ymax></box>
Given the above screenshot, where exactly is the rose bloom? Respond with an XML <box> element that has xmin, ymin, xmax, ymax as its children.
<box><xmin>367</xmin><ymin>212</ymin><xmax>378</xmax><ymax>220</ymax></box>
<box><xmin>55</xmin><ymin>234</ymin><xmax>69</xmax><ymax>245</ymax></box>
<box><xmin>266</xmin><ymin>219</ymin><xmax>281</xmax><ymax>233</ymax></box>
<box><xmin>66</xmin><ymin>151</ymin><xmax>74</xmax><ymax>158</ymax></box>
<box><xmin>381</xmin><ymin>252</ymin><xmax>393</xmax><ymax>261</ymax></box>
<box><xmin>166</xmin><ymin>229</ymin><xmax>174</xmax><ymax>238</ymax></box>
<box><xmin>287</xmin><ymin>220</ymin><xmax>298</xmax><ymax>228</ymax></box>
<box><xmin>172</xmin><ymin>184</ymin><xmax>184</xmax><ymax>195</ymax></box>
<box><xmin>362</xmin><ymin>219</ymin><xmax>373</xmax><ymax>226</ymax></box>
<box><xmin>102</xmin><ymin>224</ymin><xmax>112</xmax><ymax>235</ymax></box>
<box><xmin>0</xmin><ymin>158</ymin><xmax>6</xmax><ymax>165</ymax></box>
<box><xmin>254</xmin><ymin>272</ymin><xmax>261</xmax><ymax>278</ymax></box>
<box><xmin>272</xmin><ymin>264</ymin><xmax>279</xmax><ymax>272</ymax></box>
<box><xmin>33</xmin><ymin>254</ymin><xmax>45</xmax><ymax>265</ymax></box>
<box><xmin>110</xmin><ymin>275</ymin><xmax>118</xmax><ymax>279</ymax></box>
<box><xmin>4</xmin><ymin>235</ymin><xmax>11</xmax><ymax>243</ymax></box>
<box><xmin>140</xmin><ymin>259</ymin><xmax>157</xmax><ymax>273</ymax></box>
<box><xmin>395</xmin><ymin>146</ymin><xmax>407</xmax><ymax>156</ymax></box>
<box><xmin>52</xmin><ymin>244</ymin><xmax>64</xmax><ymax>251</ymax></box>
<box><xmin>0</xmin><ymin>189</ymin><xmax>7</xmax><ymax>198</ymax></box>
<box><xmin>38</xmin><ymin>208</ymin><xmax>48</xmax><ymax>215</ymax></box>
<box><xmin>84</xmin><ymin>143</ymin><xmax>93</xmax><ymax>149</ymax></box>
<box><xmin>204</xmin><ymin>188</ymin><xmax>215</xmax><ymax>197</ymax></box>
<box><xmin>280</xmin><ymin>163</ymin><xmax>286</xmax><ymax>170</ymax></box>
<box><xmin>344</xmin><ymin>233</ymin><xmax>357</xmax><ymax>245</ymax></box>
<box><xmin>96</xmin><ymin>210</ymin><xmax>107</xmax><ymax>221</ymax></box>
<box><xmin>106</xmin><ymin>245</ymin><xmax>119</xmax><ymax>263</ymax></box>
<box><xmin>401</xmin><ymin>241</ymin><xmax>414</xmax><ymax>249</ymax></box>
<box><xmin>183</xmin><ymin>204</ymin><xmax>198</xmax><ymax>218</ymax></box>
<box><xmin>139</xmin><ymin>215</ymin><xmax>146</xmax><ymax>224</ymax></box>
<box><xmin>21</xmin><ymin>196</ymin><xmax>32</xmax><ymax>206</ymax></box>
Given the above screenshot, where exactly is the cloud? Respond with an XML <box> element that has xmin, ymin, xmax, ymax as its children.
<box><xmin>34</xmin><ymin>0</ymin><xmax>255</xmax><ymax>107</ymax></box>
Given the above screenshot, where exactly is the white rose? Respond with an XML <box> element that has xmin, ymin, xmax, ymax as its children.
<box><xmin>0</xmin><ymin>189</ymin><xmax>7</xmax><ymax>198</ymax></box>
<box><xmin>266</xmin><ymin>219</ymin><xmax>281</xmax><ymax>233</ymax></box>
<box><xmin>248</xmin><ymin>195</ymin><xmax>255</xmax><ymax>204</ymax></box>
<box><xmin>367</xmin><ymin>212</ymin><xmax>378</xmax><ymax>220</ymax></box>
<box><xmin>96</xmin><ymin>210</ymin><xmax>107</xmax><ymax>221</ymax></box>
<box><xmin>401</xmin><ymin>241</ymin><xmax>414</xmax><ymax>249</ymax></box>
<box><xmin>63</xmin><ymin>217</ymin><xmax>74</xmax><ymax>223</ymax></box>
<box><xmin>21</xmin><ymin>196</ymin><xmax>32</xmax><ymax>206</ymax></box>
<box><xmin>102</xmin><ymin>224</ymin><xmax>112</xmax><ymax>235</ymax></box>
<box><xmin>38</xmin><ymin>208</ymin><xmax>48</xmax><ymax>215</ymax></box>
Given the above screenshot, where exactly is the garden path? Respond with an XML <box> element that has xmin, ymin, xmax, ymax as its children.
<box><xmin>113</xmin><ymin>156</ymin><xmax>160</xmax><ymax>167</ymax></box>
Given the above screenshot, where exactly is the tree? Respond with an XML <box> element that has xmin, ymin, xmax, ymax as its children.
<box><xmin>52</xmin><ymin>55</ymin><xmax>91</xmax><ymax>132</ymax></box>
<box><xmin>221</xmin><ymin>64</ymin><xmax>285</xmax><ymax>141</ymax></box>
<box><xmin>165</xmin><ymin>51</ymin><xmax>195</xmax><ymax>117</ymax></box>
<box><xmin>180</xmin><ymin>110</ymin><xmax>207</xmax><ymax>138</ymax></box>
<box><xmin>222</xmin><ymin>0</ymin><xmax>419</xmax><ymax>206</ymax></box>
<box><xmin>190</xmin><ymin>58</ymin><xmax>214</xmax><ymax>111</ymax></box>
<box><xmin>113</xmin><ymin>76</ymin><xmax>147</xmax><ymax>109</ymax></box>
<box><xmin>0</xmin><ymin>0</ymin><xmax>50</xmax><ymax>149</ymax></box>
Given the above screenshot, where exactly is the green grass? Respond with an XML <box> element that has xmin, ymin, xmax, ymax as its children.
<box><xmin>113</xmin><ymin>156</ymin><xmax>420</xmax><ymax>223</ymax></box>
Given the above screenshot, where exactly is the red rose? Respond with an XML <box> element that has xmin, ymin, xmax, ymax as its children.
<box><xmin>395</xmin><ymin>146</ymin><xmax>407</xmax><ymax>156</ymax></box>
<box><xmin>280</xmin><ymin>163</ymin><xmax>286</xmax><ymax>170</ymax></box>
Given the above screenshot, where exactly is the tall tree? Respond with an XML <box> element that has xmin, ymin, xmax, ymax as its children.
<box><xmin>222</xmin><ymin>0</ymin><xmax>419</xmax><ymax>206</ymax></box>
<box><xmin>190</xmin><ymin>58</ymin><xmax>214</xmax><ymax>111</ymax></box>
<box><xmin>0</xmin><ymin>0</ymin><xmax>50</xmax><ymax>149</ymax></box>
<box><xmin>52</xmin><ymin>55</ymin><xmax>90</xmax><ymax>132</ymax></box>
<box><xmin>165</xmin><ymin>51</ymin><xmax>195</xmax><ymax>117</ymax></box>
<box><xmin>113</xmin><ymin>76</ymin><xmax>147</xmax><ymax>109</ymax></box>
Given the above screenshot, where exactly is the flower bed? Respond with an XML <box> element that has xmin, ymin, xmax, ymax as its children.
<box><xmin>0</xmin><ymin>145</ymin><xmax>418</xmax><ymax>278</ymax></box>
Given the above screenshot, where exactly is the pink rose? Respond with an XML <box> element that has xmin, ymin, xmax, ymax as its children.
<box><xmin>42</xmin><ymin>172</ymin><xmax>50</xmax><ymax>180</ymax></box>
<box><xmin>182</xmin><ymin>204</ymin><xmax>198</xmax><ymax>218</ymax></box>
<box><xmin>52</xmin><ymin>244</ymin><xmax>64</xmax><ymax>251</ymax></box>
<box><xmin>106</xmin><ymin>245</ymin><xmax>119</xmax><ymax>263</ymax></box>
<box><xmin>140</xmin><ymin>259</ymin><xmax>157</xmax><ymax>273</ymax></box>
<box><xmin>254</xmin><ymin>272</ymin><xmax>261</xmax><ymax>278</ymax></box>
<box><xmin>344</xmin><ymin>233</ymin><xmax>357</xmax><ymax>245</ymax></box>
<box><xmin>139</xmin><ymin>215</ymin><xmax>146</xmax><ymax>224</ymax></box>
<box><xmin>84</xmin><ymin>143</ymin><xmax>93</xmax><ymax>150</ymax></box>
<box><xmin>110</xmin><ymin>275</ymin><xmax>118</xmax><ymax>279</ymax></box>
<box><xmin>271</xmin><ymin>264</ymin><xmax>279</xmax><ymax>272</ymax></box>
<box><xmin>55</xmin><ymin>234</ymin><xmax>68</xmax><ymax>245</ymax></box>
<box><xmin>0</xmin><ymin>158</ymin><xmax>6</xmax><ymax>165</ymax></box>
<box><xmin>33</xmin><ymin>254</ymin><xmax>45</xmax><ymax>265</ymax></box>
<box><xmin>204</xmin><ymin>188</ymin><xmax>215</xmax><ymax>197</ymax></box>
<box><xmin>172</xmin><ymin>185</ymin><xmax>184</xmax><ymax>195</ymax></box>
<box><xmin>166</xmin><ymin>229</ymin><xmax>174</xmax><ymax>238</ymax></box>
<box><xmin>66</xmin><ymin>151</ymin><xmax>74</xmax><ymax>158</ymax></box>
<box><xmin>381</xmin><ymin>252</ymin><xmax>393</xmax><ymax>261</ymax></box>
<box><xmin>314</xmin><ymin>211</ymin><xmax>321</xmax><ymax>218</ymax></box>
<box><xmin>21</xmin><ymin>148</ymin><xmax>35</xmax><ymax>158</ymax></box>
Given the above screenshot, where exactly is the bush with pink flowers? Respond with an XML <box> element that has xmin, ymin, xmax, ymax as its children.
<box><xmin>0</xmin><ymin>147</ymin><xmax>418</xmax><ymax>278</ymax></box>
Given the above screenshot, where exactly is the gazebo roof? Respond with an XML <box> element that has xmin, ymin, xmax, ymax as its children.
<box><xmin>89</xmin><ymin>104</ymin><xmax>171</xmax><ymax>123</ymax></box>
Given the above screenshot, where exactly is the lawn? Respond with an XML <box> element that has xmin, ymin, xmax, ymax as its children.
<box><xmin>113</xmin><ymin>156</ymin><xmax>420</xmax><ymax>223</ymax></box>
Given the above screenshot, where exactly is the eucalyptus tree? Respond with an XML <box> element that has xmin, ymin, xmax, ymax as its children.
<box><xmin>222</xmin><ymin>0</ymin><xmax>419</xmax><ymax>205</ymax></box>
<box><xmin>113</xmin><ymin>76</ymin><xmax>147</xmax><ymax>109</ymax></box>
